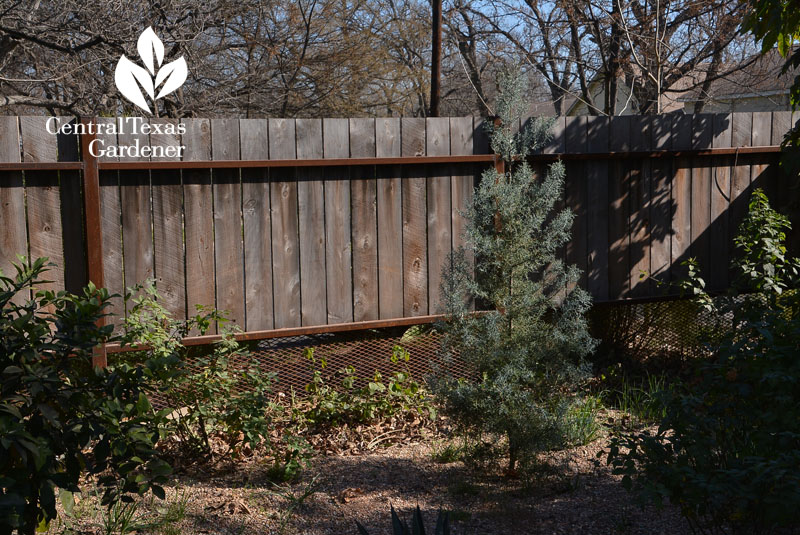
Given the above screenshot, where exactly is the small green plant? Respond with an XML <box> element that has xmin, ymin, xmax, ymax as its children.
<box><xmin>301</xmin><ymin>345</ymin><xmax>433</xmax><ymax>427</ymax></box>
<box><xmin>563</xmin><ymin>395</ymin><xmax>603</xmax><ymax>445</ymax></box>
<box><xmin>266</xmin><ymin>434</ymin><xmax>313</xmax><ymax>482</ymax></box>
<box><xmin>356</xmin><ymin>506</ymin><xmax>450</xmax><ymax>535</ymax></box>
<box><xmin>608</xmin><ymin>373</ymin><xmax>672</xmax><ymax>425</ymax></box>
<box><xmin>0</xmin><ymin>258</ymin><xmax>171</xmax><ymax>535</ymax></box>
<box><xmin>102</xmin><ymin>499</ymin><xmax>141</xmax><ymax>535</ymax></box>
<box><xmin>270</xmin><ymin>475</ymin><xmax>320</xmax><ymax>535</ymax></box>
<box><xmin>122</xmin><ymin>282</ymin><xmax>279</xmax><ymax>461</ymax></box>
<box><xmin>430</xmin><ymin>441</ymin><xmax>463</xmax><ymax>464</ymax></box>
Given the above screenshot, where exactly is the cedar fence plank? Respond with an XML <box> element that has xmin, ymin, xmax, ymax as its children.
<box><xmin>401</xmin><ymin>117</ymin><xmax>428</xmax><ymax>317</ymax></box>
<box><xmin>709</xmin><ymin>114</ymin><xmax>732</xmax><ymax>291</ymax></box>
<box><xmin>211</xmin><ymin>119</ymin><xmax>245</xmax><ymax>328</ymax></box>
<box><xmin>608</xmin><ymin>116</ymin><xmax>631</xmax><ymax>299</ymax></box>
<box><xmin>323</xmin><ymin>118</ymin><xmax>353</xmax><ymax>324</ymax></box>
<box><xmin>241</xmin><ymin>119</ymin><xmax>274</xmax><ymax>331</ymax></box>
<box><xmin>426</xmin><ymin>117</ymin><xmax>451</xmax><ymax>313</ymax></box>
<box><xmin>296</xmin><ymin>119</ymin><xmax>326</xmax><ymax>326</ymax></box>
<box><xmin>376</xmin><ymin>118</ymin><xmax>404</xmax><ymax>319</ymax></box>
<box><xmin>56</xmin><ymin>117</ymin><xmax>86</xmax><ymax>294</ymax></box>
<box><xmin>565</xmin><ymin>116</ymin><xmax>587</xmax><ymax>291</ymax></box>
<box><xmin>269</xmin><ymin>119</ymin><xmax>301</xmax><ymax>328</ymax></box>
<box><xmin>118</xmin><ymin>119</ymin><xmax>154</xmax><ymax>316</ymax></box>
<box><xmin>150</xmin><ymin>119</ymin><xmax>186</xmax><ymax>322</ymax></box>
<box><xmin>0</xmin><ymin>116</ymin><xmax>27</xmax><ymax>305</ymax></box>
<box><xmin>690</xmin><ymin>114</ymin><xmax>713</xmax><ymax>277</ymax></box>
<box><xmin>21</xmin><ymin>116</ymin><xmax>65</xmax><ymax>295</ymax></box>
<box><xmin>649</xmin><ymin>114</ymin><xmax>672</xmax><ymax>287</ymax></box>
<box><xmin>350</xmin><ymin>118</ymin><xmax>379</xmax><ymax>322</ymax></box>
<box><xmin>586</xmin><ymin>116</ymin><xmax>609</xmax><ymax>300</ymax></box>
<box><xmin>449</xmin><ymin>117</ymin><xmax>475</xmax><ymax>297</ymax></box>
<box><xmin>671</xmin><ymin>114</ymin><xmax>693</xmax><ymax>283</ymax></box>
<box><xmin>182</xmin><ymin>119</ymin><xmax>216</xmax><ymax>334</ymax></box>
<box><xmin>629</xmin><ymin>115</ymin><xmax>651</xmax><ymax>297</ymax></box>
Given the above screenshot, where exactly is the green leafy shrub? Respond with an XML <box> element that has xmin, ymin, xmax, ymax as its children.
<box><xmin>301</xmin><ymin>345</ymin><xmax>433</xmax><ymax>428</ymax></box>
<box><xmin>120</xmin><ymin>283</ymin><xmax>279</xmax><ymax>461</ymax></box>
<box><xmin>356</xmin><ymin>506</ymin><xmax>450</xmax><ymax>535</ymax></box>
<box><xmin>432</xmin><ymin>69</ymin><xmax>596</xmax><ymax>473</ymax></box>
<box><xmin>0</xmin><ymin>258</ymin><xmax>171</xmax><ymax>535</ymax></box>
<box><xmin>605</xmin><ymin>190</ymin><xmax>800</xmax><ymax>534</ymax></box>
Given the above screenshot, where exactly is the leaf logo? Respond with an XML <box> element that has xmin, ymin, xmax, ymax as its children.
<box><xmin>114</xmin><ymin>27</ymin><xmax>187</xmax><ymax>114</ymax></box>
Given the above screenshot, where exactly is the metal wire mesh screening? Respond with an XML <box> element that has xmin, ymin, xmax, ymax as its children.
<box><xmin>588</xmin><ymin>297</ymin><xmax>731</xmax><ymax>363</ymax></box>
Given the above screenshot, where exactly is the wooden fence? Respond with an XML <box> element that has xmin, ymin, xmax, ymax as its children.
<box><xmin>0</xmin><ymin>112</ymin><xmax>796</xmax><ymax>345</ymax></box>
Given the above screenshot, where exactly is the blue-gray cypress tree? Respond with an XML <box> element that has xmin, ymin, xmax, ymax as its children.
<box><xmin>432</xmin><ymin>70</ymin><xmax>596</xmax><ymax>473</ymax></box>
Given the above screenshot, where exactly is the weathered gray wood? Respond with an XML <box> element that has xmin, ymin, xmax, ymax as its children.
<box><xmin>211</xmin><ymin>119</ymin><xmax>245</xmax><ymax>328</ymax></box>
<box><xmin>149</xmin><ymin>119</ymin><xmax>186</xmax><ymax>322</ymax></box>
<box><xmin>544</xmin><ymin>116</ymin><xmax>566</xmax><ymax>154</ymax></box>
<box><xmin>730</xmin><ymin>113</ymin><xmax>753</xmax><ymax>236</ymax></box>
<box><xmin>629</xmin><ymin>116</ymin><xmax>651</xmax><ymax>297</ymax></box>
<box><xmin>750</xmin><ymin>112</ymin><xmax>773</xmax><ymax>200</ymax></box>
<box><xmin>240</xmin><ymin>119</ymin><xmax>274</xmax><ymax>331</ymax></box>
<box><xmin>586</xmin><ymin>116</ymin><xmax>609</xmax><ymax>300</ymax></box>
<box><xmin>268</xmin><ymin>120</ymin><xmax>301</xmax><ymax>328</ymax></box>
<box><xmin>296</xmin><ymin>119</ymin><xmax>326</xmax><ymax>326</ymax></box>
<box><xmin>402</xmin><ymin>117</ymin><xmax>428</xmax><ymax>316</ymax></box>
<box><xmin>608</xmin><ymin>116</ymin><xmax>631</xmax><ymax>298</ymax></box>
<box><xmin>709</xmin><ymin>113</ymin><xmax>732</xmax><ymax>291</ymax></box>
<box><xmin>269</xmin><ymin>118</ymin><xmax>301</xmax><ymax>328</ymax></box>
<box><xmin>118</xmin><ymin>119</ymin><xmax>153</xmax><ymax>321</ymax></box>
<box><xmin>771</xmin><ymin>111</ymin><xmax>793</xmax><ymax>208</ymax></box>
<box><xmin>20</xmin><ymin>116</ymin><xmax>65</xmax><ymax>295</ymax></box>
<box><xmin>690</xmin><ymin>115</ymin><xmax>713</xmax><ymax>277</ymax></box>
<box><xmin>182</xmin><ymin>119</ymin><xmax>216</xmax><ymax>334</ymax></box>
<box><xmin>376</xmin><ymin>118</ymin><xmax>404</xmax><ymax>319</ymax></box>
<box><xmin>323</xmin><ymin>118</ymin><xmax>353</xmax><ymax>324</ymax></box>
<box><xmin>449</xmin><ymin>117</ymin><xmax>475</xmax><ymax>282</ymax></box>
<box><xmin>671</xmin><ymin>114</ymin><xmax>693</xmax><ymax>282</ymax></box>
<box><xmin>565</xmin><ymin>116</ymin><xmax>587</xmax><ymax>290</ymax></box>
<box><xmin>426</xmin><ymin>117</ymin><xmax>451</xmax><ymax>313</ymax></box>
<box><xmin>350</xmin><ymin>118</ymin><xmax>378</xmax><ymax>321</ymax></box>
<box><xmin>0</xmin><ymin>116</ymin><xmax>27</xmax><ymax>304</ymax></box>
<box><xmin>55</xmin><ymin>117</ymin><xmax>86</xmax><ymax>294</ymax></box>
<box><xmin>649</xmin><ymin>115</ymin><xmax>672</xmax><ymax>286</ymax></box>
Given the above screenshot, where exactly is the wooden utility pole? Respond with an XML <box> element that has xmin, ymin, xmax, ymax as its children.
<box><xmin>430</xmin><ymin>0</ymin><xmax>442</xmax><ymax>117</ymax></box>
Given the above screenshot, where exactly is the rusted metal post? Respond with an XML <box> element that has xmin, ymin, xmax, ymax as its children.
<box><xmin>430</xmin><ymin>0</ymin><xmax>442</xmax><ymax>117</ymax></box>
<box><xmin>79</xmin><ymin>117</ymin><xmax>107</xmax><ymax>368</ymax></box>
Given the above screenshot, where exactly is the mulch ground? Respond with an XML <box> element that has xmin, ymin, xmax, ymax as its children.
<box><xmin>54</xmin><ymin>421</ymin><xmax>690</xmax><ymax>535</ymax></box>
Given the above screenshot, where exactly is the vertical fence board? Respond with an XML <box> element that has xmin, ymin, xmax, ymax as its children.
<box><xmin>690</xmin><ymin>115</ymin><xmax>713</xmax><ymax>276</ymax></box>
<box><xmin>269</xmin><ymin>119</ymin><xmax>301</xmax><ymax>328</ymax></box>
<box><xmin>20</xmin><ymin>116</ymin><xmax>65</xmax><ymax>294</ymax></box>
<box><xmin>709</xmin><ymin>114</ymin><xmax>732</xmax><ymax>291</ymax></box>
<box><xmin>118</xmin><ymin>120</ymin><xmax>153</xmax><ymax>314</ymax></box>
<box><xmin>182</xmin><ymin>119</ymin><xmax>215</xmax><ymax>334</ymax></box>
<box><xmin>771</xmin><ymin>111</ymin><xmax>792</xmax><ymax>211</ymax></box>
<box><xmin>671</xmin><ymin>114</ymin><xmax>693</xmax><ymax>282</ymax></box>
<box><xmin>586</xmin><ymin>117</ymin><xmax>609</xmax><ymax>300</ymax></box>
<box><xmin>296</xmin><ymin>119</ymin><xmax>326</xmax><ymax>327</ymax></box>
<box><xmin>323</xmin><ymin>118</ymin><xmax>353</xmax><ymax>324</ymax></box>
<box><xmin>240</xmin><ymin>119</ymin><xmax>274</xmax><ymax>331</ymax></box>
<box><xmin>751</xmin><ymin>112</ymin><xmax>772</xmax><ymax>208</ymax></box>
<box><xmin>211</xmin><ymin>119</ymin><xmax>245</xmax><ymax>327</ymax></box>
<box><xmin>56</xmin><ymin>118</ymin><xmax>86</xmax><ymax>294</ymax></box>
<box><xmin>95</xmin><ymin>118</ymin><xmax>124</xmax><ymax>325</ymax></box>
<box><xmin>608</xmin><ymin>116</ymin><xmax>631</xmax><ymax>299</ymax></box>
<box><xmin>730</xmin><ymin>113</ymin><xmax>753</xmax><ymax>252</ymax></box>
<box><xmin>629</xmin><ymin>116</ymin><xmax>651</xmax><ymax>297</ymax></box>
<box><xmin>376</xmin><ymin>118</ymin><xmax>404</xmax><ymax>319</ymax></box>
<box><xmin>0</xmin><ymin>117</ymin><xmax>27</xmax><ymax>304</ymax></box>
<box><xmin>565</xmin><ymin>117</ymin><xmax>587</xmax><ymax>291</ymax></box>
<box><xmin>450</xmin><ymin>117</ymin><xmax>475</xmax><ymax>290</ymax></box>
<box><xmin>650</xmin><ymin>115</ymin><xmax>672</xmax><ymax>286</ymax></box>
<box><xmin>350</xmin><ymin>118</ymin><xmax>379</xmax><ymax>321</ymax></box>
<box><xmin>149</xmin><ymin>119</ymin><xmax>186</xmax><ymax>322</ymax></box>
<box><xmin>426</xmin><ymin>118</ymin><xmax>451</xmax><ymax>313</ymax></box>
<box><xmin>402</xmin><ymin>118</ymin><xmax>428</xmax><ymax>316</ymax></box>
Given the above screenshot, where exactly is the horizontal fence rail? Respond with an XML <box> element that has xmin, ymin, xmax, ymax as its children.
<box><xmin>0</xmin><ymin>112</ymin><xmax>798</xmax><ymax>354</ymax></box>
